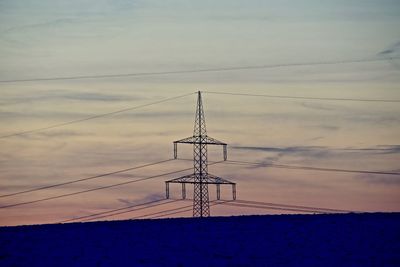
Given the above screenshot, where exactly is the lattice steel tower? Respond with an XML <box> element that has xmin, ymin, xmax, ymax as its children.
<box><xmin>165</xmin><ymin>91</ymin><xmax>236</xmax><ymax>217</ymax></box>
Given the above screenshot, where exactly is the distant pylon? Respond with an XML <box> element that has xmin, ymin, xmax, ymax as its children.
<box><xmin>165</xmin><ymin>91</ymin><xmax>236</xmax><ymax>217</ymax></box>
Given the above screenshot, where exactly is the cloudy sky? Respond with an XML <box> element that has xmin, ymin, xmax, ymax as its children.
<box><xmin>0</xmin><ymin>0</ymin><xmax>400</xmax><ymax>226</ymax></box>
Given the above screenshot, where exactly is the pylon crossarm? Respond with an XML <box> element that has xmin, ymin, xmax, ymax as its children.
<box><xmin>167</xmin><ymin>181</ymin><xmax>235</xmax><ymax>185</ymax></box>
<box><xmin>166</xmin><ymin>174</ymin><xmax>235</xmax><ymax>185</ymax></box>
<box><xmin>174</xmin><ymin>135</ymin><xmax>226</xmax><ymax>145</ymax></box>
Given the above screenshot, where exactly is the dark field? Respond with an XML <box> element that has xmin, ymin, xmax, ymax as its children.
<box><xmin>1</xmin><ymin>213</ymin><xmax>399</xmax><ymax>266</ymax></box>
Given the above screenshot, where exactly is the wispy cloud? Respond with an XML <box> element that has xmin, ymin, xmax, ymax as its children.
<box><xmin>233</xmin><ymin>145</ymin><xmax>400</xmax><ymax>158</ymax></box>
<box><xmin>65</xmin><ymin>92</ymin><xmax>142</xmax><ymax>102</ymax></box>
<box><xmin>378</xmin><ymin>41</ymin><xmax>400</xmax><ymax>56</ymax></box>
<box><xmin>300</xmin><ymin>102</ymin><xmax>340</xmax><ymax>112</ymax></box>
<box><xmin>234</xmin><ymin>146</ymin><xmax>325</xmax><ymax>153</ymax></box>
<box><xmin>25</xmin><ymin>130</ymin><xmax>93</xmax><ymax>139</ymax></box>
<box><xmin>233</xmin><ymin>145</ymin><xmax>333</xmax><ymax>160</ymax></box>
<box><xmin>354</xmin><ymin>173</ymin><xmax>400</xmax><ymax>186</ymax></box>
<box><xmin>0</xmin><ymin>92</ymin><xmax>143</xmax><ymax>106</ymax></box>
<box><xmin>117</xmin><ymin>193</ymin><xmax>165</xmax><ymax>206</ymax></box>
<box><xmin>373</xmin><ymin>145</ymin><xmax>400</xmax><ymax>154</ymax></box>
<box><xmin>377</xmin><ymin>41</ymin><xmax>400</xmax><ymax>70</ymax></box>
<box><xmin>316</xmin><ymin>125</ymin><xmax>340</xmax><ymax>131</ymax></box>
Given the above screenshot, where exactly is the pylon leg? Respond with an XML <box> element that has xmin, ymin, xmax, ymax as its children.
<box><xmin>232</xmin><ymin>184</ymin><xmax>236</xmax><ymax>200</ymax></box>
<box><xmin>193</xmin><ymin>182</ymin><xmax>210</xmax><ymax>217</ymax></box>
<box><xmin>216</xmin><ymin>184</ymin><xmax>221</xmax><ymax>200</ymax></box>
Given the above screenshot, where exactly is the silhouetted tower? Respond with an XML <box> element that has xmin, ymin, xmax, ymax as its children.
<box><xmin>165</xmin><ymin>91</ymin><xmax>236</xmax><ymax>217</ymax></box>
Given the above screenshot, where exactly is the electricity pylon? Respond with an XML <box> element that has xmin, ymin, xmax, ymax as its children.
<box><xmin>165</xmin><ymin>91</ymin><xmax>236</xmax><ymax>217</ymax></box>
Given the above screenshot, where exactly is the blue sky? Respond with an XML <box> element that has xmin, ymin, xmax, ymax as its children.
<box><xmin>0</xmin><ymin>0</ymin><xmax>399</xmax><ymax>226</ymax></box>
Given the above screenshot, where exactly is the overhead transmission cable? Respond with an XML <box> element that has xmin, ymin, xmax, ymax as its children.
<box><xmin>59</xmin><ymin>198</ymin><xmax>166</xmax><ymax>223</ymax></box>
<box><xmin>204</xmin><ymin>91</ymin><xmax>400</xmax><ymax>103</ymax></box>
<box><xmin>2</xmin><ymin>89</ymin><xmax>398</xmax><ymax>140</ymax></box>
<box><xmin>59</xmin><ymin>199</ymin><xmax>178</xmax><ymax>223</ymax></box>
<box><xmin>218</xmin><ymin>200</ymin><xmax>357</xmax><ymax>213</ymax></box>
<box><xmin>176</xmin><ymin>158</ymin><xmax>400</xmax><ymax>176</ymax></box>
<box><xmin>147</xmin><ymin>206</ymin><xmax>194</xmax><ymax>219</ymax></box>
<box><xmin>0</xmin><ymin>161</ymin><xmax>222</xmax><ymax>209</ymax></box>
<box><xmin>0</xmin><ymin>56</ymin><xmax>398</xmax><ymax>84</ymax></box>
<box><xmin>131</xmin><ymin>203</ymin><xmax>195</xmax><ymax>220</ymax></box>
<box><xmin>146</xmin><ymin>200</ymin><xmax>230</xmax><ymax>219</ymax></box>
<box><xmin>223</xmin><ymin>159</ymin><xmax>400</xmax><ymax>176</ymax></box>
<box><xmin>61</xmin><ymin>199</ymin><xmax>179</xmax><ymax>223</ymax></box>
<box><xmin>0</xmin><ymin>92</ymin><xmax>195</xmax><ymax>139</ymax></box>
<box><xmin>138</xmin><ymin>199</ymin><xmax>349</xmax><ymax>220</ymax></box>
<box><xmin>218</xmin><ymin>201</ymin><xmax>327</xmax><ymax>213</ymax></box>
<box><xmin>165</xmin><ymin>199</ymin><xmax>352</xmax><ymax>217</ymax></box>
<box><xmin>62</xmin><ymin>199</ymin><xmax>191</xmax><ymax>223</ymax></box>
<box><xmin>60</xmin><ymin>197</ymin><xmax>354</xmax><ymax>224</ymax></box>
<box><xmin>73</xmin><ymin>197</ymin><xmax>354</xmax><ymax>222</ymax></box>
<box><xmin>0</xmin><ymin>159</ymin><xmax>173</xmax><ymax>198</ymax></box>
<box><xmin>234</xmin><ymin>199</ymin><xmax>354</xmax><ymax>213</ymax></box>
<box><xmin>0</xmin><ymin>166</ymin><xmax>191</xmax><ymax>209</ymax></box>
<box><xmin>81</xmin><ymin>199</ymin><xmax>180</xmax><ymax>222</ymax></box>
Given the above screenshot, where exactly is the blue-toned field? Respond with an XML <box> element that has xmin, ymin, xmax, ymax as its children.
<box><xmin>1</xmin><ymin>213</ymin><xmax>399</xmax><ymax>266</ymax></box>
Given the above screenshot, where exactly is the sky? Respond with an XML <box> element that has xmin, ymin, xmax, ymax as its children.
<box><xmin>0</xmin><ymin>0</ymin><xmax>400</xmax><ymax>226</ymax></box>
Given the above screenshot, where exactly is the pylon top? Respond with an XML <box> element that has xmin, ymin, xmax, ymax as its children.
<box><xmin>194</xmin><ymin>91</ymin><xmax>207</xmax><ymax>137</ymax></box>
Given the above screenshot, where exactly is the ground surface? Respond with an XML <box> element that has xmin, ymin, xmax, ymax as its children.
<box><xmin>1</xmin><ymin>213</ymin><xmax>399</xmax><ymax>266</ymax></box>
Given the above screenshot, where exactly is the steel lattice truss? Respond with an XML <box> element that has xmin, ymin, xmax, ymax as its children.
<box><xmin>165</xmin><ymin>91</ymin><xmax>236</xmax><ymax>217</ymax></box>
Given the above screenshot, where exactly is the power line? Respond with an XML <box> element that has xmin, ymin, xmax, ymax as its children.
<box><xmin>65</xmin><ymin>199</ymin><xmax>230</xmax><ymax>223</ymax></box>
<box><xmin>0</xmin><ymin>56</ymin><xmax>398</xmax><ymax>84</ymax></box>
<box><xmin>129</xmin><ymin>202</ymin><xmax>225</xmax><ymax>220</ymax></box>
<box><xmin>0</xmin><ymin>159</ymin><xmax>173</xmax><ymax>198</ymax></box>
<box><xmin>61</xmin><ymin>198</ymin><xmax>204</xmax><ymax>223</ymax></box>
<box><xmin>180</xmin><ymin>198</ymin><xmax>354</xmax><ymax>213</ymax></box>
<box><xmin>66</xmin><ymin>199</ymin><xmax>180</xmax><ymax>223</ymax></box>
<box><xmin>60</xmin><ymin>197</ymin><xmax>354</xmax><ymax>224</ymax></box>
<box><xmin>143</xmin><ymin>199</ymin><xmax>346</xmax><ymax>219</ymax></box>
<box><xmin>0</xmin><ymin>166</ymin><xmax>194</xmax><ymax>209</ymax></box>
<box><xmin>132</xmin><ymin>204</ymin><xmax>193</xmax><ymax>219</ymax></box>
<box><xmin>82</xmin><ymin>199</ymin><xmax>180</xmax><ymax>222</ymax></box>
<box><xmin>0</xmin><ymin>161</ymin><xmax>222</xmax><ymax>209</ymax></box>
<box><xmin>148</xmin><ymin>206</ymin><xmax>193</xmax><ymax>219</ymax></box>
<box><xmin>224</xmin><ymin>159</ymin><xmax>400</xmax><ymax>176</ymax></box>
<box><xmin>220</xmin><ymin>202</ymin><xmax>329</xmax><ymax>214</ymax></box>
<box><xmin>148</xmin><ymin>200</ymin><xmax>228</xmax><ymax>219</ymax></box>
<box><xmin>172</xmin><ymin>198</ymin><xmax>352</xmax><ymax>215</ymax></box>
<box><xmin>0</xmin><ymin>92</ymin><xmax>194</xmax><ymax>139</ymax></box>
<box><xmin>177</xmin><ymin>158</ymin><xmax>400</xmax><ymax>176</ymax></box>
<box><xmin>2</xmin><ymin>90</ymin><xmax>398</xmax><ymax>141</ymax></box>
<box><xmin>204</xmin><ymin>91</ymin><xmax>400</xmax><ymax>103</ymax></box>
<box><xmin>234</xmin><ymin>199</ymin><xmax>354</xmax><ymax>213</ymax></box>
<box><xmin>59</xmin><ymin>198</ymin><xmax>168</xmax><ymax>223</ymax></box>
